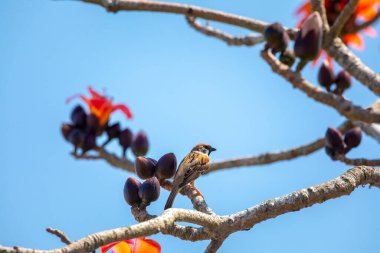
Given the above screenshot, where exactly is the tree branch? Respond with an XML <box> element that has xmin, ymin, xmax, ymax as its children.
<box><xmin>225</xmin><ymin>166</ymin><xmax>380</xmax><ymax>231</ymax></box>
<box><xmin>74</xmin><ymin>121</ymin><xmax>355</xmax><ymax>174</ymax></box>
<box><xmin>261</xmin><ymin>49</ymin><xmax>380</xmax><ymax>123</ymax></box>
<box><xmin>2</xmin><ymin>166</ymin><xmax>379</xmax><ymax>253</ymax></box>
<box><xmin>337</xmin><ymin>156</ymin><xmax>380</xmax><ymax>166</ymax></box>
<box><xmin>186</xmin><ymin>16</ymin><xmax>265</xmax><ymax>46</ymax></box>
<box><xmin>327</xmin><ymin>0</ymin><xmax>358</xmax><ymax>41</ymax></box>
<box><xmin>311</xmin><ymin>0</ymin><xmax>330</xmax><ymax>32</ymax></box>
<box><xmin>81</xmin><ymin>0</ymin><xmax>269</xmax><ymax>33</ymax></box>
<box><xmin>46</xmin><ymin>228</ymin><xmax>72</xmax><ymax>245</ymax></box>
<box><xmin>325</xmin><ymin>37</ymin><xmax>380</xmax><ymax>97</ymax></box>
<box><xmin>353</xmin><ymin>121</ymin><xmax>380</xmax><ymax>144</ymax></box>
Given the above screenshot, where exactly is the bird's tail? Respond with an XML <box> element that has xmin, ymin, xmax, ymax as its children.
<box><xmin>164</xmin><ymin>187</ymin><xmax>179</xmax><ymax>210</ymax></box>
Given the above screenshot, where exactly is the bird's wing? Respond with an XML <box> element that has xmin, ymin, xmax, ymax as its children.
<box><xmin>177</xmin><ymin>152</ymin><xmax>210</xmax><ymax>188</ymax></box>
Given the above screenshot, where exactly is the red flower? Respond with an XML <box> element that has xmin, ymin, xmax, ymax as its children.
<box><xmin>100</xmin><ymin>237</ymin><xmax>161</xmax><ymax>253</ymax></box>
<box><xmin>296</xmin><ymin>0</ymin><xmax>379</xmax><ymax>51</ymax></box>
<box><xmin>66</xmin><ymin>87</ymin><xmax>133</xmax><ymax>126</ymax></box>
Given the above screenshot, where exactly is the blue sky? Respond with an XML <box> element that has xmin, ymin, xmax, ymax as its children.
<box><xmin>1</xmin><ymin>0</ymin><xmax>380</xmax><ymax>252</ymax></box>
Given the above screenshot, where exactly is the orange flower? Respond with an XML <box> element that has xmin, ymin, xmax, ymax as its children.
<box><xmin>66</xmin><ymin>87</ymin><xmax>133</xmax><ymax>126</ymax></box>
<box><xmin>296</xmin><ymin>0</ymin><xmax>380</xmax><ymax>50</ymax></box>
<box><xmin>100</xmin><ymin>237</ymin><xmax>161</xmax><ymax>253</ymax></box>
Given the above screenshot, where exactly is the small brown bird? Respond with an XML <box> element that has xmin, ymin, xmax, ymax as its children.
<box><xmin>164</xmin><ymin>143</ymin><xmax>216</xmax><ymax>210</ymax></box>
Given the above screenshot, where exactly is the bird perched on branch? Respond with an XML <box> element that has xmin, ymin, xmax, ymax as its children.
<box><xmin>164</xmin><ymin>143</ymin><xmax>216</xmax><ymax>210</ymax></box>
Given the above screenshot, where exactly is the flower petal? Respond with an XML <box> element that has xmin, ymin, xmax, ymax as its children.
<box><xmin>363</xmin><ymin>26</ymin><xmax>377</xmax><ymax>37</ymax></box>
<box><xmin>112</xmin><ymin>104</ymin><xmax>133</xmax><ymax>119</ymax></box>
<box><xmin>343</xmin><ymin>33</ymin><xmax>365</xmax><ymax>50</ymax></box>
<box><xmin>88</xmin><ymin>86</ymin><xmax>104</xmax><ymax>99</ymax></box>
<box><xmin>131</xmin><ymin>238</ymin><xmax>161</xmax><ymax>253</ymax></box>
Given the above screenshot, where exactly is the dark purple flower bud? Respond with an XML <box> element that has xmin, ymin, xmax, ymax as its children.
<box><xmin>325</xmin><ymin>146</ymin><xmax>339</xmax><ymax>160</ymax></box>
<box><xmin>71</xmin><ymin>105</ymin><xmax>87</xmax><ymax>128</ymax></box>
<box><xmin>279</xmin><ymin>50</ymin><xmax>295</xmax><ymax>67</ymax></box>
<box><xmin>132</xmin><ymin>131</ymin><xmax>149</xmax><ymax>157</ymax></box>
<box><xmin>123</xmin><ymin>177</ymin><xmax>142</xmax><ymax>206</ymax></box>
<box><xmin>86</xmin><ymin>114</ymin><xmax>100</xmax><ymax>134</ymax></box>
<box><xmin>264</xmin><ymin>22</ymin><xmax>289</xmax><ymax>53</ymax></box>
<box><xmin>81</xmin><ymin>132</ymin><xmax>97</xmax><ymax>153</ymax></box>
<box><xmin>325</xmin><ymin>127</ymin><xmax>346</xmax><ymax>155</ymax></box>
<box><xmin>106</xmin><ymin>123</ymin><xmax>121</xmax><ymax>140</ymax></box>
<box><xmin>119</xmin><ymin>128</ymin><xmax>133</xmax><ymax>150</ymax></box>
<box><xmin>318</xmin><ymin>61</ymin><xmax>335</xmax><ymax>91</ymax></box>
<box><xmin>155</xmin><ymin>153</ymin><xmax>177</xmax><ymax>180</ymax></box>
<box><xmin>334</xmin><ymin>70</ymin><xmax>351</xmax><ymax>95</ymax></box>
<box><xmin>294</xmin><ymin>12</ymin><xmax>323</xmax><ymax>61</ymax></box>
<box><xmin>61</xmin><ymin>123</ymin><xmax>74</xmax><ymax>141</ymax></box>
<box><xmin>138</xmin><ymin>177</ymin><xmax>160</xmax><ymax>207</ymax></box>
<box><xmin>67</xmin><ymin>128</ymin><xmax>84</xmax><ymax>147</ymax></box>
<box><xmin>135</xmin><ymin>156</ymin><xmax>156</xmax><ymax>179</ymax></box>
<box><xmin>344</xmin><ymin>127</ymin><xmax>362</xmax><ymax>152</ymax></box>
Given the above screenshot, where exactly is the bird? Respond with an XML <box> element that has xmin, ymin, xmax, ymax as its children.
<box><xmin>164</xmin><ymin>143</ymin><xmax>216</xmax><ymax>210</ymax></box>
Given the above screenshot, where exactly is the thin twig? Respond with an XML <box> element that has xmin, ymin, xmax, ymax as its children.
<box><xmin>337</xmin><ymin>156</ymin><xmax>380</xmax><ymax>166</ymax></box>
<box><xmin>327</xmin><ymin>0</ymin><xmax>358</xmax><ymax>43</ymax></box>
<box><xmin>186</xmin><ymin>16</ymin><xmax>265</xmax><ymax>46</ymax></box>
<box><xmin>46</xmin><ymin>227</ymin><xmax>72</xmax><ymax>245</ymax></box>
<box><xmin>311</xmin><ymin>0</ymin><xmax>330</xmax><ymax>32</ymax></box>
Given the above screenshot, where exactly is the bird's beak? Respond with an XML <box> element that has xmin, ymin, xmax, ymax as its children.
<box><xmin>210</xmin><ymin>147</ymin><xmax>217</xmax><ymax>152</ymax></box>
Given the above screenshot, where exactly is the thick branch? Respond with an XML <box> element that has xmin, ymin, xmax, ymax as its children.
<box><xmin>261</xmin><ymin>49</ymin><xmax>380</xmax><ymax>123</ymax></box>
<box><xmin>186</xmin><ymin>16</ymin><xmax>265</xmax><ymax>46</ymax></box>
<box><xmin>327</xmin><ymin>0</ymin><xmax>358</xmax><ymax>41</ymax></box>
<box><xmin>2</xmin><ymin>166</ymin><xmax>379</xmax><ymax>253</ymax></box>
<box><xmin>226</xmin><ymin>166</ymin><xmax>380</xmax><ymax>231</ymax></box>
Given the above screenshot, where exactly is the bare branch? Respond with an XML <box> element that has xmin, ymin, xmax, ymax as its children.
<box><xmin>74</xmin><ymin>147</ymin><xmax>134</xmax><ymax>172</ymax></box>
<box><xmin>225</xmin><ymin>166</ymin><xmax>380</xmax><ymax>231</ymax></box>
<box><xmin>2</xmin><ymin>166</ymin><xmax>379</xmax><ymax>253</ymax></box>
<box><xmin>327</xmin><ymin>0</ymin><xmax>358</xmax><ymax>40</ymax></box>
<box><xmin>325</xmin><ymin>38</ymin><xmax>380</xmax><ymax>97</ymax></box>
<box><xmin>337</xmin><ymin>155</ymin><xmax>380</xmax><ymax>166</ymax></box>
<box><xmin>46</xmin><ymin>228</ymin><xmax>72</xmax><ymax>245</ymax></box>
<box><xmin>211</xmin><ymin>121</ymin><xmax>353</xmax><ymax>172</ymax></box>
<box><xmin>311</xmin><ymin>0</ymin><xmax>330</xmax><ymax>32</ymax></box>
<box><xmin>204</xmin><ymin>238</ymin><xmax>226</xmax><ymax>253</ymax></box>
<box><xmin>75</xmin><ymin>121</ymin><xmax>355</xmax><ymax>175</ymax></box>
<box><xmin>186</xmin><ymin>16</ymin><xmax>265</xmax><ymax>46</ymax></box>
<box><xmin>353</xmin><ymin>121</ymin><xmax>380</xmax><ymax>144</ymax></box>
<box><xmin>81</xmin><ymin>0</ymin><xmax>269</xmax><ymax>33</ymax></box>
<box><xmin>261</xmin><ymin>49</ymin><xmax>380</xmax><ymax>123</ymax></box>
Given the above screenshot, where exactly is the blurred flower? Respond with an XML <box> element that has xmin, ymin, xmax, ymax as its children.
<box><xmin>66</xmin><ymin>87</ymin><xmax>133</xmax><ymax>126</ymax></box>
<box><xmin>295</xmin><ymin>0</ymin><xmax>380</xmax><ymax>61</ymax></box>
<box><xmin>100</xmin><ymin>238</ymin><xmax>160</xmax><ymax>253</ymax></box>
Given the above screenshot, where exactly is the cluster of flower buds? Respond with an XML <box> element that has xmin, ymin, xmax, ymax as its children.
<box><xmin>318</xmin><ymin>61</ymin><xmax>352</xmax><ymax>95</ymax></box>
<box><xmin>264</xmin><ymin>22</ymin><xmax>295</xmax><ymax>67</ymax></box>
<box><xmin>61</xmin><ymin>87</ymin><xmax>149</xmax><ymax>157</ymax></box>
<box><xmin>61</xmin><ymin>105</ymin><xmax>149</xmax><ymax>156</ymax></box>
<box><xmin>325</xmin><ymin>127</ymin><xmax>362</xmax><ymax>160</ymax></box>
<box><xmin>124</xmin><ymin>153</ymin><xmax>177</xmax><ymax>208</ymax></box>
